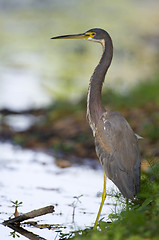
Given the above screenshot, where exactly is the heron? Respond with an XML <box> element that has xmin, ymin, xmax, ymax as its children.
<box><xmin>51</xmin><ymin>28</ymin><xmax>140</xmax><ymax>229</ymax></box>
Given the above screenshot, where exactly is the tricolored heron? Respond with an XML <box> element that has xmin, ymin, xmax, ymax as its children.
<box><xmin>51</xmin><ymin>28</ymin><xmax>140</xmax><ymax>229</ymax></box>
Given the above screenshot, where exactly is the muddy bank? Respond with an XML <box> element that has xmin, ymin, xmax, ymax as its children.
<box><xmin>0</xmin><ymin>98</ymin><xmax>159</xmax><ymax>161</ymax></box>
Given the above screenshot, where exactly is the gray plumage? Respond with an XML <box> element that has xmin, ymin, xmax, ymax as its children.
<box><xmin>51</xmin><ymin>28</ymin><xmax>141</xmax><ymax>201</ymax></box>
<box><xmin>85</xmin><ymin>28</ymin><xmax>140</xmax><ymax>200</ymax></box>
<box><xmin>95</xmin><ymin>110</ymin><xmax>140</xmax><ymax>200</ymax></box>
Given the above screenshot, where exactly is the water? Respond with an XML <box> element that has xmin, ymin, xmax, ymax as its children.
<box><xmin>0</xmin><ymin>68</ymin><xmax>51</xmax><ymax>111</ymax></box>
<box><xmin>0</xmin><ymin>0</ymin><xmax>158</xmax><ymax>113</ymax></box>
<box><xmin>0</xmin><ymin>142</ymin><xmax>122</xmax><ymax>240</ymax></box>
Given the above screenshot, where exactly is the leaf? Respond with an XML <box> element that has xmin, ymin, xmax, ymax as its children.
<box><xmin>137</xmin><ymin>198</ymin><xmax>152</xmax><ymax>211</ymax></box>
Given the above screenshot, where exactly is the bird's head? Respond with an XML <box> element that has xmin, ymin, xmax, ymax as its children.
<box><xmin>51</xmin><ymin>28</ymin><xmax>107</xmax><ymax>45</ymax></box>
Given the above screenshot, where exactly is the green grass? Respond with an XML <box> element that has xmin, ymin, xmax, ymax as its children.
<box><xmin>58</xmin><ymin>162</ymin><xmax>159</xmax><ymax>240</ymax></box>
<box><xmin>49</xmin><ymin>75</ymin><xmax>159</xmax><ymax>142</ymax></box>
<box><xmin>102</xmin><ymin>74</ymin><xmax>159</xmax><ymax>109</ymax></box>
<box><xmin>102</xmin><ymin>76</ymin><xmax>159</xmax><ymax>141</ymax></box>
<box><xmin>48</xmin><ymin>74</ymin><xmax>159</xmax><ymax>111</ymax></box>
<box><xmin>51</xmin><ymin>76</ymin><xmax>159</xmax><ymax>238</ymax></box>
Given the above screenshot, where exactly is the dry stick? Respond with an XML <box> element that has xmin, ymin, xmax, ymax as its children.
<box><xmin>0</xmin><ymin>108</ymin><xmax>44</xmax><ymax>116</ymax></box>
<box><xmin>3</xmin><ymin>205</ymin><xmax>54</xmax><ymax>225</ymax></box>
<box><xmin>7</xmin><ymin>223</ymin><xmax>46</xmax><ymax>240</ymax></box>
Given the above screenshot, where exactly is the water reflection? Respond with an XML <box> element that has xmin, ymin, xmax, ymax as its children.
<box><xmin>6</xmin><ymin>223</ymin><xmax>47</xmax><ymax>240</ymax></box>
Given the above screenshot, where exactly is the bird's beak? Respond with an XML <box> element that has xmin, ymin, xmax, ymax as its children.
<box><xmin>51</xmin><ymin>33</ymin><xmax>87</xmax><ymax>40</ymax></box>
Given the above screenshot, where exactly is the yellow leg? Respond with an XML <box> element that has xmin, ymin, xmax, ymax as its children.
<box><xmin>93</xmin><ymin>173</ymin><xmax>106</xmax><ymax>230</ymax></box>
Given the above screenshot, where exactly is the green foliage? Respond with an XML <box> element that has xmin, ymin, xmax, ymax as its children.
<box><xmin>11</xmin><ymin>200</ymin><xmax>23</xmax><ymax>208</ymax></box>
<box><xmin>102</xmin><ymin>75</ymin><xmax>159</xmax><ymax>109</ymax></box>
<box><xmin>10</xmin><ymin>231</ymin><xmax>20</xmax><ymax>238</ymax></box>
<box><xmin>130</xmin><ymin>75</ymin><xmax>159</xmax><ymax>107</ymax></box>
<box><xmin>48</xmin><ymin>75</ymin><xmax>159</xmax><ymax>143</ymax></box>
<box><xmin>49</xmin><ymin>75</ymin><xmax>159</xmax><ymax>113</ymax></box>
<box><xmin>58</xmin><ymin>161</ymin><xmax>159</xmax><ymax>240</ymax></box>
<box><xmin>13</xmin><ymin>135</ymin><xmax>27</xmax><ymax>146</ymax></box>
<box><xmin>47</xmin><ymin>100</ymin><xmax>84</xmax><ymax>122</ymax></box>
<box><xmin>143</xmin><ymin>121</ymin><xmax>159</xmax><ymax>141</ymax></box>
<box><xmin>53</xmin><ymin>141</ymin><xmax>74</xmax><ymax>153</ymax></box>
<box><xmin>147</xmin><ymin>158</ymin><xmax>159</xmax><ymax>180</ymax></box>
<box><xmin>49</xmin><ymin>74</ymin><xmax>159</xmax><ymax>118</ymax></box>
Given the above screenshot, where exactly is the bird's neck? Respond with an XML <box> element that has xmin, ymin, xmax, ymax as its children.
<box><xmin>87</xmin><ymin>34</ymin><xmax>113</xmax><ymax>134</ymax></box>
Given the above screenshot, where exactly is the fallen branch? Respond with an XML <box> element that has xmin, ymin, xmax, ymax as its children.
<box><xmin>7</xmin><ymin>223</ymin><xmax>47</xmax><ymax>240</ymax></box>
<box><xmin>3</xmin><ymin>205</ymin><xmax>54</xmax><ymax>225</ymax></box>
<box><xmin>0</xmin><ymin>108</ymin><xmax>45</xmax><ymax>116</ymax></box>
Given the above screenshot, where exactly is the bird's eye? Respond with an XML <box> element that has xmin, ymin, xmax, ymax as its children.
<box><xmin>85</xmin><ymin>32</ymin><xmax>96</xmax><ymax>39</ymax></box>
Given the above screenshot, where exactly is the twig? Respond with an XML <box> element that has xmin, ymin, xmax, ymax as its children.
<box><xmin>0</xmin><ymin>108</ymin><xmax>45</xmax><ymax>116</ymax></box>
<box><xmin>7</xmin><ymin>223</ymin><xmax>46</xmax><ymax>240</ymax></box>
<box><xmin>3</xmin><ymin>205</ymin><xmax>54</xmax><ymax>225</ymax></box>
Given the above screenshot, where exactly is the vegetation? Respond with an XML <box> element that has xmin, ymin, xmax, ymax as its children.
<box><xmin>46</xmin><ymin>76</ymin><xmax>159</xmax><ymax>239</ymax></box>
<box><xmin>102</xmin><ymin>74</ymin><xmax>159</xmax><ymax>109</ymax></box>
<box><xmin>1</xmin><ymin>75</ymin><xmax>158</xmax><ymax>160</ymax></box>
<box><xmin>0</xmin><ymin>0</ymin><xmax>158</xmax><ymax>100</ymax></box>
<box><xmin>1</xmin><ymin>75</ymin><xmax>158</xmax><ymax>239</ymax></box>
<box><xmin>0</xmin><ymin>2</ymin><xmax>159</xmax><ymax>239</ymax></box>
<box><xmin>11</xmin><ymin>200</ymin><xmax>23</xmax><ymax>218</ymax></box>
<box><xmin>58</xmin><ymin>162</ymin><xmax>159</xmax><ymax>240</ymax></box>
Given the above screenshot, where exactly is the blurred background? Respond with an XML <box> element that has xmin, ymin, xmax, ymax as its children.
<box><xmin>0</xmin><ymin>0</ymin><xmax>159</xmax><ymax>108</ymax></box>
<box><xmin>0</xmin><ymin>0</ymin><xmax>159</xmax><ymax>158</ymax></box>
<box><xmin>0</xmin><ymin>0</ymin><xmax>159</xmax><ymax>238</ymax></box>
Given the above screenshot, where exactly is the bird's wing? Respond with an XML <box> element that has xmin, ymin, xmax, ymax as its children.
<box><xmin>95</xmin><ymin>110</ymin><xmax>140</xmax><ymax>200</ymax></box>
